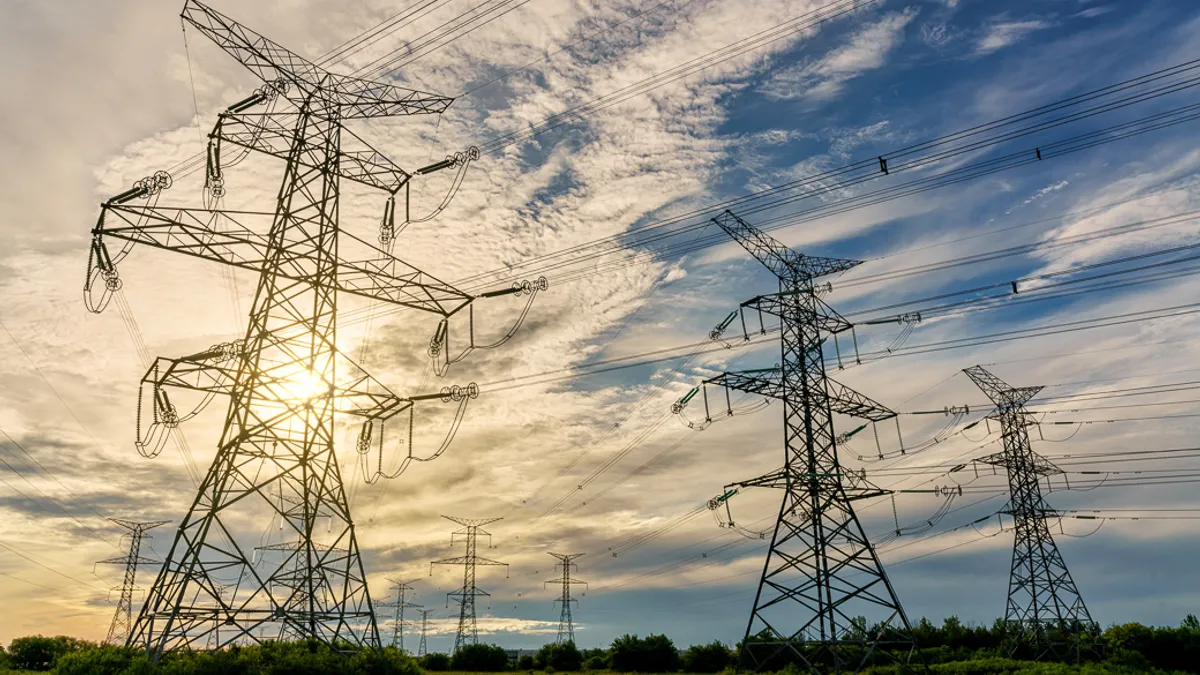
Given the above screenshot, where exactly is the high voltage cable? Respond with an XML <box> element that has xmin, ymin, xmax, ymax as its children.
<box><xmin>355</xmin><ymin>0</ymin><xmax>538</xmax><ymax>78</ymax></box>
<box><xmin>318</xmin><ymin>0</ymin><xmax>454</xmax><ymax>68</ymax></box>
<box><xmin>452</xmin><ymin>59</ymin><xmax>1200</xmax><ymax>288</ymax></box>
<box><xmin>457</xmin><ymin>0</ymin><xmax>690</xmax><ymax>97</ymax></box>
<box><xmin>475</xmin><ymin>0</ymin><xmax>882</xmax><ymax>154</ymax></box>
<box><xmin>476</xmin><ymin>273</ymin><xmax>1200</xmax><ymax>392</ymax></box>
<box><xmin>538</xmin><ymin>102</ymin><xmax>1200</xmax><ymax>289</ymax></box>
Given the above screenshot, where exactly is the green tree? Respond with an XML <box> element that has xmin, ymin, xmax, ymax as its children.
<box><xmin>609</xmin><ymin>634</ymin><xmax>678</xmax><ymax>673</ymax></box>
<box><xmin>451</xmin><ymin>643</ymin><xmax>510</xmax><ymax>672</ymax></box>
<box><xmin>421</xmin><ymin>652</ymin><xmax>452</xmax><ymax>672</ymax></box>
<box><xmin>518</xmin><ymin>654</ymin><xmax>536</xmax><ymax>670</ymax></box>
<box><xmin>536</xmin><ymin>642</ymin><xmax>583</xmax><ymax>672</ymax></box>
<box><xmin>681</xmin><ymin>641</ymin><xmax>732</xmax><ymax>673</ymax></box>
<box><xmin>8</xmin><ymin>635</ymin><xmax>90</xmax><ymax>671</ymax></box>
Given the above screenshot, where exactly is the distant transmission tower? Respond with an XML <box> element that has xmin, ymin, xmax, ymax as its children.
<box><xmin>83</xmin><ymin>0</ymin><xmax>540</xmax><ymax>656</ymax></box>
<box><xmin>964</xmin><ymin>366</ymin><xmax>1098</xmax><ymax>659</ymax></box>
<box><xmin>677</xmin><ymin>210</ymin><xmax>918</xmax><ymax>673</ymax></box>
<box><xmin>431</xmin><ymin>516</ymin><xmax>508</xmax><ymax>652</ymax></box>
<box><xmin>545</xmin><ymin>553</ymin><xmax>586</xmax><ymax>644</ymax></box>
<box><xmin>98</xmin><ymin>519</ymin><xmax>170</xmax><ymax>645</ymax></box>
<box><xmin>418</xmin><ymin>608</ymin><xmax>434</xmax><ymax>657</ymax></box>
<box><xmin>378</xmin><ymin>579</ymin><xmax>420</xmax><ymax>651</ymax></box>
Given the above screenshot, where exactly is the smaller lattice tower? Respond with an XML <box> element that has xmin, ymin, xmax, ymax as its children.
<box><xmin>378</xmin><ymin>579</ymin><xmax>420</xmax><ymax>651</ymax></box>
<box><xmin>97</xmin><ymin>519</ymin><xmax>170</xmax><ymax>645</ymax></box>
<box><xmin>965</xmin><ymin>366</ymin><xmax>1098</xmax><ymax>660</ymax></box>
<box><xmin>418</xmin><ymin>608</ymin><xmax>434</xmax><ymax>656</ymax></box>
<box><xmin>545</xmin><ymin>553</ymin><xmax>587</xmax><ymax>644</ymax></box>
<box><xmin>431</xmin><ymin>516</ymin><xmax>508</xmax><ymax>652</ymax></box>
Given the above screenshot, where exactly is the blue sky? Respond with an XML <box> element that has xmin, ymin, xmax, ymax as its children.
<box><xmin>2</xmin><ymin>0</ymin><xmax>1200</xmax><ymax>655</ymax></box>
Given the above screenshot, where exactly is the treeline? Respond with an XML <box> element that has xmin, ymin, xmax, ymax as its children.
<box><xmin>4</xmin><ymin>616</ymin><xmax>1200</xmax><ymax>674</ymax></box>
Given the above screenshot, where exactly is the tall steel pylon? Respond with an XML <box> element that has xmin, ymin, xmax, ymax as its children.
<box><xmin>98</xmin><ymin>519</ymin><xmax>170</xmax><ymax>645</ymax></box>
<box><xmin>679</xmin><ymin>210</ymin><xmax>918</xmax><ymax>673</ymax></box>
<box><xmin>431</xmin><ymin>516</ymin><xmax>508</xmax><ymax>652</ymax></box>
<box><xmin>378</xmin><ymin>579</ymin><xmax>420</xmax><ymax>651</ymax></box>
<box><xmin>418</xmin><ymin>608</ymin><xmax>434</xmax><ymax>657</ymax></box>
<box><xmin>545</xmin><ymin>553</ymin><xmax>586</xmax><ymax>644</ymax></box>
<box><xmin>83</xmin><ymin>0</ymin><xmax>538</xmax><ymax>656</ymax></box>
<box><xmin>964</xmin><ymin>366</ymin><xmax>1098</xmax><ymax>659</ymax></box>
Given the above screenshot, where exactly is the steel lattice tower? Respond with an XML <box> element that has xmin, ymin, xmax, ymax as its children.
<box><xmin>378</xmin><ymin>579</ymin><xmax>420</xmax><ymax>651</ymax></box>
<box><xmin>98</xmin><ymin>519</ymin><xmax>170</xmax><ymax>645</ymax></box>
<box><xmin>545</xmin><ymin>553</ymin><xmax>586</xmax><ymax>644</ymax></box>
<box><xmin>83</xmin><ymin>0</ymin><xmax>533</xmax><ymax>656</ymax></box>
<box><xmin>431</xmin><ymin>516</ymin><xmax>507</xmax><ymax>652</ymax></box>
<box><xmin>418</xmin><ymin>608</ymin><xmax>434</xmax><ymax>656</ymax></box>
<box><xmin>964</xmin><ymin>366</ymin><xmax>1098</xmax><ymax>659</ymax></box>
<box><xmin>689</xmin><ymin>210</ymin><xmax>918</xmax><ymax>672</ymax></box>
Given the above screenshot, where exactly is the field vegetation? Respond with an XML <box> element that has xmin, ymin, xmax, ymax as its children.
<box><xmin>2</xmin><ymin>616</ymin><xmax>1199</xmax><ymax>674</ymax></box>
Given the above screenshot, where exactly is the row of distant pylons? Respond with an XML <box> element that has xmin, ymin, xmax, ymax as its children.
<box><xmin>79</xmin><ymin>1</ymin><xmax>1098</xmax><ymax>672</ymax></box>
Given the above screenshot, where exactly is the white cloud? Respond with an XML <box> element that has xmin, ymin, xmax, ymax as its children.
<box><xmin>975</xmin><ymin>19</ymin><xmax>1052</xmax><ymax>56</ymax></box>
<box><xmin>761</xmin><ymin>7</ymin><xmax>919</xmax><ymax>102</ymax></box>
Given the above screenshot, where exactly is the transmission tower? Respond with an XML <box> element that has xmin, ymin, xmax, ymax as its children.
<box><xmin>97</xmin><ymin>519</ymin><xmax>170</xmax><ymax>645</ymax></box>
<box><xmin>964</xmin><ymin>366</ymin><xmax>1098</xmax><ymax>659</ymax></box>
<box><xmin>678</xmin><ymin>210</ymin><xmax>918</xmax><ymax>673</ymax></box>
<box><xmin>431</xmin><ymin>516</ymin><xmax>508</xmax><ymax>652</ymax></box>
<box><xmin>378</xmin><ymin>579</ymin><xmax>420</xmax><ymax>651</ymax></box>
<box><xmin>418</xmin><ymin>608</ymin><xmax>434</xmax><ymax>657</ymax></box>
<box><xmin>83</xmin><ymin>0</ymin><xmax>540</xmax><ymax>656</ymax></box>
<box><xmin>545</xmin><ymin>553</ymin><xmax>586</xmax><ymax>644</ymax></box>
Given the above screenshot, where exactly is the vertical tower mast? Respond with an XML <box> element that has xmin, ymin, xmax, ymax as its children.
<box><xmin>431</xmin><ymin>516</ymin><xmax>507</xmax><ymax>652</ymax></box>
<box><xmin>98</xmin><ymin>519</ymin><xmax>170</xmax><ymax>645</ymax></box>
<box><xmin>685</xmin><ymin>210</ymin><xmax>917</xmax><ymax>673</ymax></box>
<box><xmin>418</xmin><ymin>608</ymin><xmax>434</xmax><ymax>656</ymax></box>
<box><xmin>964</xmin><ymin>366</ymin><xmax>1097</xmax><ymax>659</ymax></box>
<box><xmin>83</xmin><ymin>0</ymin><xmax>539</xmax><ymax>656</ymax></box>
<box><xmin>545</xmin><ymin>553</ymin><xmax>586</xmax><ymax>644</ymax></box>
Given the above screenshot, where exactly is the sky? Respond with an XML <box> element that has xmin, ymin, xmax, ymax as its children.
<box><xmin>2</xmin><ymin>0</ymin><xmax>1200</xmax><ymax>655</ymax></box>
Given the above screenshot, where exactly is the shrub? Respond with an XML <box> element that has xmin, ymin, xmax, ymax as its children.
<box><xmin>583</xmin><ymin>655</ymin><xmax>607</xmax><ymax>671</ymax></box>
<box><xmin>451</xmin><ymin>643</ymin><xmax>510</xmax><ymax>672</ymax></box>
<box><xmin>536</xmin><ymin>642</ymin><xmax>583</xmax><ymax>672</ymax></box>
<box><xmin>609</xmin><ymin>634</ymin><xmax>678</xmax><ymax>673</ymax></box>
<box><xmin>52</xmin><ymin>645</ymin><xmax>144</xmax><ymax>675</ymax></box>
<box><xmin>518</xmin><ymin>654</ymin><xmax>535</xmax><ymax>670</ymax></box>
<box><xmin>682</xmin><ymin>641</ymin><xmax>733</xmax><ymax>673</ymax></box>
<box><xmin>8</xmin><ymin>635</ymin><xmax>91</xmax><ymax>671</ymax></box>
<box><xmin>420</xmin><ymin>652</ymin><xmax>452</xmax><ymax>671</ymax></box>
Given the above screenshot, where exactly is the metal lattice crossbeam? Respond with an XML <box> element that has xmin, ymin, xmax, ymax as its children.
<box><xmin>181</xmin><ymin>1</ymin><xmax>454</xmax><ymax>118</ymax></box>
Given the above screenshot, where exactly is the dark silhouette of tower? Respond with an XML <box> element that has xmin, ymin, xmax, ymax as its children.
<box><xmin>965</xmin><ymin>365</ymin><xmax>1097</xmax><ymax>659</ymax></box>
<box><xmin>682</xmin><ymin>210</ymin><xmax>918</xmax><ymax>673</ymax></box>
<box><xmin>98</xmin><ymin>519</ymin><xmax>170</xmax><ymax>645</ymax></box>
<box><xmin>431</xmin><ymin>516</ymin><xmax>507</xmax><ymax>652</ymax></box>
<box><xmin>545</xmin><ymin>553</ymin><xmax>586</xmax><ymax>644</ymax></box>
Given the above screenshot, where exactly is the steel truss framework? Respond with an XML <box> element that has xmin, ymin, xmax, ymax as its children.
<box><xmin>695</xmin><ymin>210</ymin><xmax>919</xmax><ymax>673</ymax></box>
<box><xmin>99</xmin><ymin>519</ymin><xmax>171</xmax><ymax>645</ymax></box>
<box><xmin>417</xmin><ymin>608</ymin><xmax>434</xmax><ymax>657</ymax></box>
<box><xmin>377</xmin><ymin>579</ymin><xmax>420</xmax><ymax>651</ymax></box>
<box><xmin>84</xmin><ymin>0</ymin><xmax>530</xmax><ymax>657</ymax></box>
<box><xmin>431</xmin><ymin>517</ymin><xmax>507</xmax><ymax>653</ymax></box>
<box><xmin>545</xmin><ymin>553</ymin><xmax>586</xmax><ymax>644</ymax></box>
<box><xmin>964</xmin><ymin>366</ymin><xmax>1099</xmax><ymax>660</ymax></box>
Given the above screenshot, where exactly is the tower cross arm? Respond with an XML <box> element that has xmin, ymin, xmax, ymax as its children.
<box><xmin>826</xmin><ymin>378</ymin><xmax>896</xmax><ymax>422</ymax></box>
<box><xmin>181</xmin><ymin>0</ymin><xmax>453</xmax><ymax>118</ymax></box>
<box><xmin>214</xmin><ymin>112</ymin><xmax>410</xmax><ymax>192</ymax></box>
<box><xmin>94</xmin><ymin>204</ymin><xmax>473</xmax><ymax>315</ymax></box>
<box><xmin>712</xmin><ymin>210</ymin><xmax>861</xmax><ymax>281</ymax></box>
<box><xmin>964</xmin><ymin>365</ymin><xmax>1043</xmax><ymax>409</ymax></box>
<box><xmin>704</xmin><ymin>369</ymin><xmax>786</xmax><ymax>400</ymax></box>
<box><xmin>141</xmin><ymin>350</ymin><xmax>457</xmax><ymax>421</ymax></box>
<box><xmin>97</xmin><ymin>555</ymin><xmax>161</xmax><ymax>567</ymax></box>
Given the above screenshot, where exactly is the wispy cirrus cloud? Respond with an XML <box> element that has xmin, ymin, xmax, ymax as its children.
<box><xmin>760</xmin><ymin>7</ymin><xmax>919</xmax><ymax>102</ymax></box>
<box><xmin>975</xmin><ymin>19</ymin><xmax>1052</xmax><ymax>55</ymax></box>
